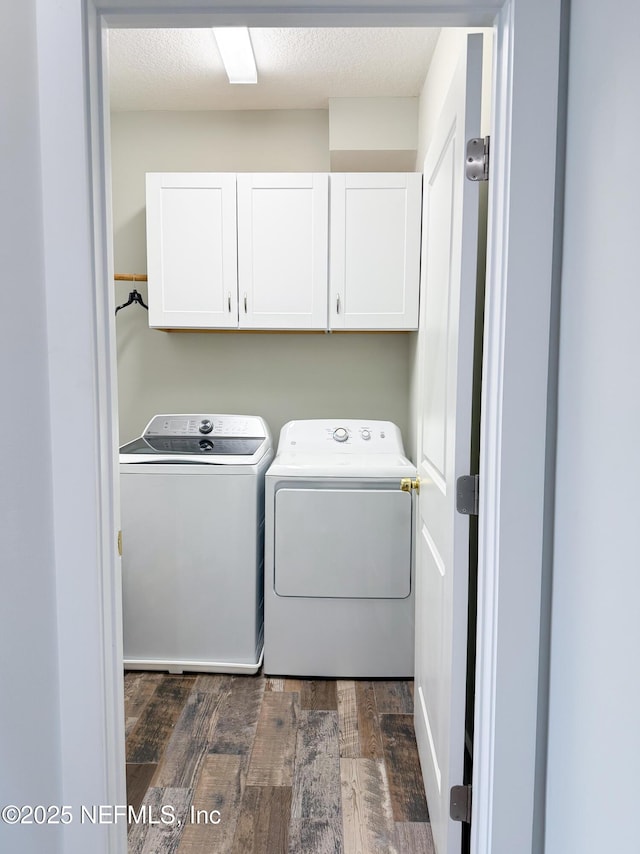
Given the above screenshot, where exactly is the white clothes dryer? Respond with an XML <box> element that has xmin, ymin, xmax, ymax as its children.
<box><xmin>120</xmin><ymin>414</ymin><xmax>272</xmax><ymax>674</ymax></box>
<box><xmin>264</xmin><ymin>419</ymin><xmax>416</xmax><ymax>677</ymax></box>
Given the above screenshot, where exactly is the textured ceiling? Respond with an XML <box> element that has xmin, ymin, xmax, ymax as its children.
<box><xmin>108</xmin><ymin>28</ymin><xmax>441</xmax><ymax>112</ymax></box>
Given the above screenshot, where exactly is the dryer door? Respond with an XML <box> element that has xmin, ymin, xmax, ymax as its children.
<box><xmin>274</xmin><ymin>484</ymin><xmax>412</xmax><ymax>598</ymax></box>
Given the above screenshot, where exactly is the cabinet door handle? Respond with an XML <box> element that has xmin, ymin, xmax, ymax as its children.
<box><xmin>244</xmin><ymin>294</ymin><xmax>248</xmax><ymax>313</ymax></box>
<box><xmin>336</xmin><ymin>294</ymin><xmax>341</xmax><ymax>314</ymax></box>
<box><xmin>227</xmin><ymin>292</ymin><xmax>231</xmax><ymax>312</ymax></box>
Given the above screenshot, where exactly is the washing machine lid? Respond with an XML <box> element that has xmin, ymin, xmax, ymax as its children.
<box><xmin>120</xmin><ymin>413</ymin><xmax>271</xmax><ymax>465</ymax></box>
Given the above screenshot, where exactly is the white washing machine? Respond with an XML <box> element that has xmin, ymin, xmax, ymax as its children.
<box><xmin>119</xmin><ymin>413</ymin><xmax>272</xmax><ymax>674</ymax></box>
<box><xmin>264</xmin><ymin>419</ymin><xmax>416</xmax><ymax>677</ymax></box>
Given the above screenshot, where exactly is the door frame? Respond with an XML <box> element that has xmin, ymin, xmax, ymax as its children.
<box><xmin>38</xmin><ymin>2</ymin><xmax>563</xmax><ymax>852</ymax></box>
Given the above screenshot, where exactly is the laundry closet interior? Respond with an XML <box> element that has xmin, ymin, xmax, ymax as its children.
<box><xmin>111</xmin><ymin>24</ymin><xmax>491</xmax><ymax>854</ymax></box>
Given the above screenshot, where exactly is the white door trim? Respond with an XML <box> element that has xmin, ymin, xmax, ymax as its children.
<box><xmin>37</xmin><ymin>2</ymin><xmax>563</xmax><ymax>852</ymax></box>
<box><xmin>473</xmin><ymin>1</ymin><xmax>563</xmax><ymax>851</ymax></box>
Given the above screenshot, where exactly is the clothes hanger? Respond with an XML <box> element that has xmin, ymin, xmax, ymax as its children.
<box><xmin>115</xmin><ymin>289</ymin><xmax>149</xmax><ymax>315</ymax></box>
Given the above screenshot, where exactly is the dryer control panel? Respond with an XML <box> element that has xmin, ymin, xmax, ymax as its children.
<box><xmin>278</xmin><ymin>419</ymin><xmax>405</xmax><ymax>455</ymax></box>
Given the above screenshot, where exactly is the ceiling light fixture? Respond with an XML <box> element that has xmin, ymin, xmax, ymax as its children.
<box><xmin>212</xmin><ymin>27</ymin><xmax>257</xmax><ymax>84</ymax></box>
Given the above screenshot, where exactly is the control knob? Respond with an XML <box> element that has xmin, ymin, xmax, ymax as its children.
<box><xmin>361</xmin><ymin>429</ymin><xmax>371</xmax><ymax>441</ymax></box>
<box><xmin>199</xmin><ymin>419</ymin><xmax>213</xmax><ymax>434</ymax></box>
<box><xmin>333</xmin><ymin>427</ymin><xmax>349</xmax><ymax>443</ymax></box>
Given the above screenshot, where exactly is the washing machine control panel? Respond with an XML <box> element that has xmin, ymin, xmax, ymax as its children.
<box><xmin>144</xmin><ymin>414</ymin><xmax>268</xmax><ymax>439</ymax></box>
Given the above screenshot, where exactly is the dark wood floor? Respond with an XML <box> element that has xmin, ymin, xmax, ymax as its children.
<box><xmin>125</xmin><ymin>671</ymin><xmax>435</xmax><ymax>853</ymax></box>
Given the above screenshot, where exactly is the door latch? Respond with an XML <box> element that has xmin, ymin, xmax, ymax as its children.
<box><xmin>450</xmin><ymin>784</ymin><xmax>472</xmax><ymax>823</ymax></box>
<box><xmin>400</xmin><ymin>477</ymin><xmax>420</xmax><ymax>494</ymax></box>
<box><xmin>456</xmin><ymin>475</ymin><xmax>479</xmax><ymax>515</ymax></box>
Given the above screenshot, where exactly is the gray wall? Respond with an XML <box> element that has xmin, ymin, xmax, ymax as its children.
<box><xmin>111</xmin><ymin>110</ymin><xmax>412</xmax><ymax>446</ymax></box>
<box><xmin>545</xmin><ymin>1</ymin><xmax>640</xmax><ymax>851</ymax></box>
<box><xmin>0</xmin><ymin>3</ymin><xmax>62</xmax><ymax>852</ymax></box>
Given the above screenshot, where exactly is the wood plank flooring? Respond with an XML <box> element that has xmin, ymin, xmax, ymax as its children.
<box><xmin>125</xmin><ymin>671</ymin><xmax>434</xmax><ymax>853</ymax></box>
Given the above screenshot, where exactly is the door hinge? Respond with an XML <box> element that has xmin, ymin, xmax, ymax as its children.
<box><xmin>456</xmin><ymin>475</ymin><xmax>479</xmax><ymax>516</ymax></box>
<box><xmin>465</xmin><ymin>136</ymin><xmax>490</xmax><ymax>181</ymax></box>
<box><xmin>400</xmin><ymin>477</ymin><xmax>421</xmax><ymax>494</ymax></box>
<box><xmin>450</xmin><ymin>784</ymin><xmax>472</xmax><ymax>823</ymax></box>
<box><xmin>117</xmin><ymin>530</ymin><xmax>122</xmax><ymax>557</ymax></box>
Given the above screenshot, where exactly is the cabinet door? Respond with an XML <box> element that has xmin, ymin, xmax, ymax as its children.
<box><xmin>237</xmin><ymin>174</ymin><xmax>328</xmax><ymax>329</ymax></box>
<box><xmin>146</xmin><ymin>173</ymin><xmax>238</xmax><ymax>328</ymax></box>
<box><xmin>330</xmin><ymin>173</ymin><xmax>422</xmax><ymax>330</ymax></box>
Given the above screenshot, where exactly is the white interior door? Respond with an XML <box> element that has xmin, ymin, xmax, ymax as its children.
<box><xmin>414</xmin><ymin>34</ymin><xmax>483</xmax><ymax>854</ymax></box>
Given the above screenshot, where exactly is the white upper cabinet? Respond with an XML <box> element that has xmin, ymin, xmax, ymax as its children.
<box><xmin>146</xmin><ymin>173</ymin><xmax>238</xmax><ymax>329</ymax></box>
<box><xmin>237</xmin><ymin>174</ymin><xmax>328</xmax><ymax>330</ymax></box>
<box><xmin>329</xmin><ymin>173</ymin><xmax>422</xmax><ymax>330</ymax></box>
<box><xmin>145</xmin><ymin>172</ymin><xmax>421</xmax><ymax>331</ymax></box>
